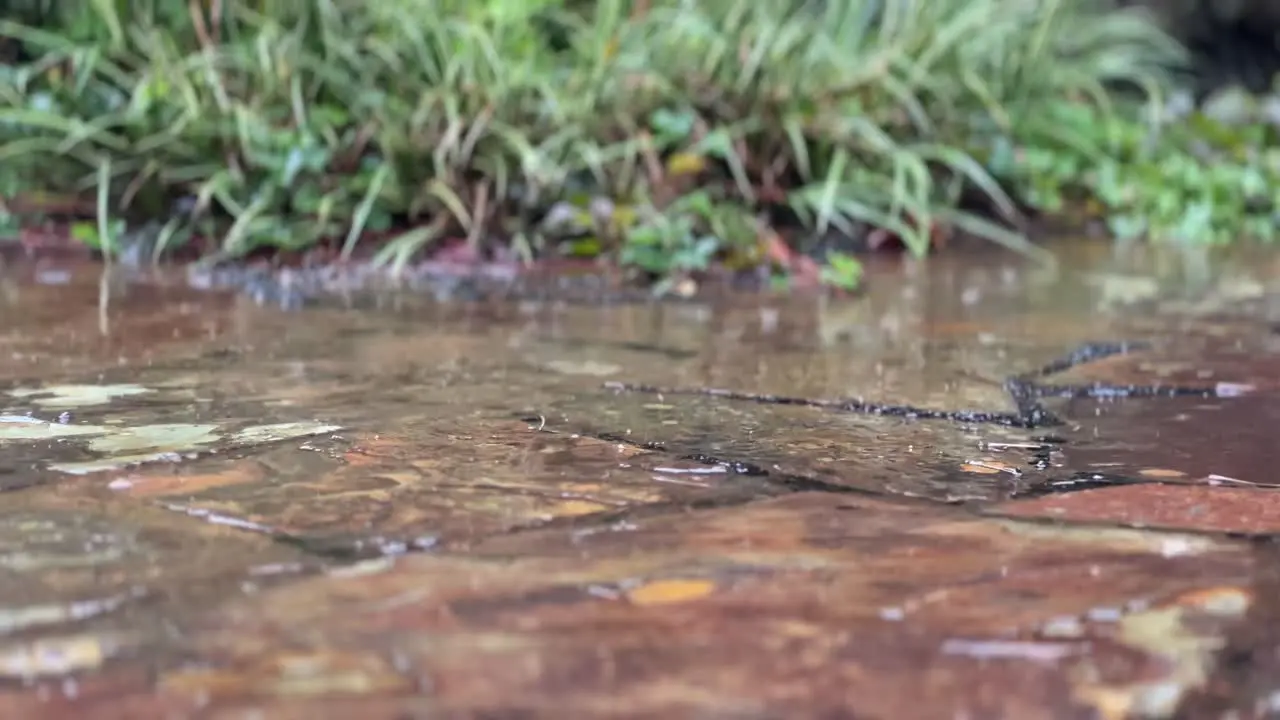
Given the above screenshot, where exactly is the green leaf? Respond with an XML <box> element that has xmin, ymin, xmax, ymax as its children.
<box><xmin>649</xmin><ymin>108</ymin><xmax>697</xmax><ymax>142</ymax></box>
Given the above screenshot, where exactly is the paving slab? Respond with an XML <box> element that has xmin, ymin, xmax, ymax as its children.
<box><xmin>101</xmin><ymin>420</ymin><xmax>772</xmax><ymax>553</ymax></box>
<box><xmin>0</xmin><ymin>248</ymin><xmax>1277</xmax><ymax>717</ymax></box>
<box><xmin>0</xmin><ymin>485</ymin><xmax>308</xmax><ymax>690</ymax></box>
<box><xmin>0</xmin><ymin>493</ymin><xmax>1245</xmax><ymax>719</ymax></box>
<box><xmin>542</xmin><ymin>390</ymin><xmax>1059</xmax><ymax>503</ymax></box>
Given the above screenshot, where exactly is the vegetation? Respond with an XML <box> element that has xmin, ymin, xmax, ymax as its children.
<box><xmin>993</xmin><ymin>89</ymin><xmax>1280</xmax><ymax>246</ymax></box>
<box><xmin>0</xmin><ymin>0</ymin><xmax>1276</xmax><ymax>290</ymax></box>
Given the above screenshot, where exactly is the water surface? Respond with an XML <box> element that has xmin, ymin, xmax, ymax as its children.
<box><xmin>0</xmin><ymin>240</ymin><xmax>1277</xmax><ymax>718</ymax></box>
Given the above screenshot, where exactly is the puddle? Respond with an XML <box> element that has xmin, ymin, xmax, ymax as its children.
<box><xmin>0</xmin><ymin>242</ymin><xmax>1277</xmax><ymax>716</ymax></box>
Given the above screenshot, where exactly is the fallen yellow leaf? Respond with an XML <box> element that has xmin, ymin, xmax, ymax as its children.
<box><xmin>550</xmin><ymin>500</ymin><xmax>611</xmax><ymax>517</ymax></box>
<box><xmin>665</xmin><ymin>152</ymin><xmax>707</xmax><ymax>177</ymax></box>
<box><xmin>960</xmin><ymin>459</ymin><xmax>1019</xmax><ymax>475</ymax></box>
<box><xmin>626</xmin><ymin>578</ymin><xmax>716</xmax><ymax>606</ymax></box>
<box><xmin>1137</xmin><ymin>468</ymin><xmax>1187</xmax><ymax>479</ymax></box>
<box><xmin>609</xmin><ymin>205</ymin><xmax>639</xmax><ymax>230</ymax></box>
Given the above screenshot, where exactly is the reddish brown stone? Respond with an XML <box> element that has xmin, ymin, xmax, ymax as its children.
<box><xmin>1</xmin><ymin>251</ymin><xmax>1279</xmax><ymax>718</ymax></box>
<box><xmin>115</xmin><ymin>423</ymin><xmax>766</xmax><ymax>548</ymax></box>
<box><xmin>1051</xmin><ymin>391</ymin><xmax>1280</xmax><ymax>489</ymax></box>
<box><xmin>995</xmin><ymin>484</ymin><xmax>1280</xmax><ymax>535</ymax></box>
<box><xmin>51</xmin><ymin>494</ymin><xmax>1237</xmax><ymax>719</ymax></box>
<box><xmin>1046</xmin><ymin>341</ymin><xmax>1280</xmax><ymax>394</ymax></box>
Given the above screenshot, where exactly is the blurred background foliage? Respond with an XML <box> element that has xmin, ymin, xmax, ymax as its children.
<box><xmin>0</xmin><ymin>0</ymin><xmax>1276</xmax><ymax>289</ymax></box>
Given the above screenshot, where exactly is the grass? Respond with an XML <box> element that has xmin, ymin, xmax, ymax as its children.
<box><xmin>0</xmin><ymin>0</ymin><xmax>1271</xmax><ymax>291</ymax></box>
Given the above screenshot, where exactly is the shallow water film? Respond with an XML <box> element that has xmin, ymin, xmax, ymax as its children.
<box><xmin>2</xmin><ymin>241</ymin><xmax>1280</xmax><ymax>718</ymax></box>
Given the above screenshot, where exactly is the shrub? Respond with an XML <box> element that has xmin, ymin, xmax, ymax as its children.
<box><xmin>0</xmin><ymin>0</ymin><xmax>1187</xmax><ymax>280</ymax></box>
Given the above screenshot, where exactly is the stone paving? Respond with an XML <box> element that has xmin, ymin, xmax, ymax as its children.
<box><xmin>0</xmin><ymin>246</ymin><xmax>1279</xmax><ymax>718</ymax></box>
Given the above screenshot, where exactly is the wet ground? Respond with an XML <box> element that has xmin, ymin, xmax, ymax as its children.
<box><xmin>2</xmin><ymin>240</ymin><xmax>1280</xmax><ymax>718</ymax></box>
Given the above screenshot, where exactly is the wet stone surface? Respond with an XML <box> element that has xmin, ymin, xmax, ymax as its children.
<box><xmin>997</xmin><ymin>484</ymin><xmax>1280</xmax><ymax>535</ymax></box>
<box><xmin>108</xmin><ymin>421</ymin><xmax>775</xmax><ymax>555</ymax></box>
<box><xmin>0</xmin><ymin>487</ymin><xmax>309</xmax><ymax>684</ymax></box>
<box><xmin>1</xmin><ymin>495</ymin><xmax>1255</xmax><ymax>719</ymax></box>
<box><xmin>1046</xmin><ymin>393</ymin><xmax>1280</xmax><ymax>490</ymax></box>
<box><xmin>1</xmin><ymin>244</ymin><xmax>1280</xmax><ymax>716</ymax></box>
<box><xmin>542</xmin><ymin>390</ymin><xmax>1056</xmax><ymax>503</ymax></box>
